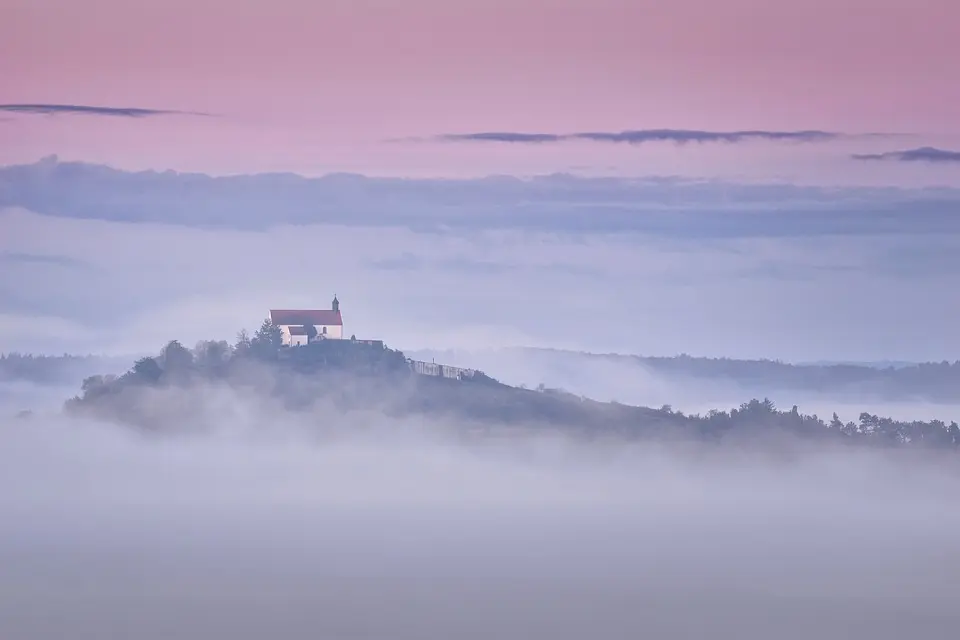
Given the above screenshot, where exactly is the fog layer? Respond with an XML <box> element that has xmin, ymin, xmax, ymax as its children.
<box><xmin>2</xmin><ymin>400</ymin><xmax>958</xmax><ymax>639</ymax></box>
<box><xmin>407</xmin><ymin>347</ymin><xmax>960</xmax><ymax>425</ymax></box>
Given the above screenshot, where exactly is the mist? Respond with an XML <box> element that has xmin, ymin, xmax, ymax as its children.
<box><xmin>5</xmin><ymin>158</ymin><xmax>960</xmax><ymax>639</ymax></box>
<box><xmin>6</xmin><ymin>195</ymin><xmax>960</xmax><ymax>362</ymax></box>
<box><xmin>407</xmin><ymin>347</ymin><xmax>960</xmax><ymax>426</ymax></box>
<box><xmin>2</xmin><ymin>383</ymin><xmax>959</xmax><ymax>639</ymax></box>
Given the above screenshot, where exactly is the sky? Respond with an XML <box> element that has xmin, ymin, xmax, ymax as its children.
<box><xmin>2</xmin><ymin>0</ymin><xmax>960</xmax><ymax>363</ymax></box>
<box><xmin>2</xmin><ymin>0</ymin><xmax>959</xmax><ymax>182</ymax></box>
<box><xmin>5</xmin><ymin>7</ymin><xmax>960</xmax><ymax>635</ymax></box>
<box><xmin>4</xmin><ymin>191</ymin><xmax>960</xmax><ymax>363</ymax></box>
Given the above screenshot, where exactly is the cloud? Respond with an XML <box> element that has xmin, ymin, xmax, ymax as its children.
<box><xmin>0</xmin><ymin>103</ymin><xmax>210</xmax><ymax>118</ymax></box>
<box><xmin>4</xmin><ymin>203</ymin><xmax>960</xmax><ymax>364</ymax></box>
<box><xmin>369</xmin><ymin>253</ymin><xmax>601</xmax><ymax>277</ymax></box>
<box><xmin>0</xmin><ymin>159</ymin><xmax>958</xmax><ymax>364</ymax></box>
<box><xmin>435</xmin><ymin>129</ymin><xmax>843</xmax><ymax>145</ymax></box>
<box><xmin>437</xmin><ymin>132</ymin><xmax>565</xmax><ymax>143</ymax></box>
<box><xmin>852</xmin><ymin>146</ymin><xmax>960</xmax><ymax>163</ymax></box>
<box><xmin>4</xmin><ymin>157</ymin><xmax>960</xmax><ymax>238</ymax></box>
<box><xmin>3</xmin><ymin>395</ymin><xmax>960</xmax><ymax>638</ymax></box>
<box><xmin>0</xmin><ymin>251</ymin><xmax>94</xmax><ymax>270</ymax></box>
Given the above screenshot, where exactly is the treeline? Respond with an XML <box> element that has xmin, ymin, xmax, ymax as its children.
<box><xmin>673</xmin><ymin>400</ymin><xmax>960</xmax><ymax>449</ymax></box>
<box><xmin>70</xmin><ymin>318</ymin><xmax>411</xmax><ymax>404</ymax></box>
<box><xmin>15</xmin><ymin>344</ymin><xmax>960</xmax><ymax>405</ymax></box>
<box><xmin>60</xmin><ymin>321</ymin><xmax>960</xmax><ymax>450</ymax></box>
<box><xmin>519</xmin><ymin>348</ymin><xmax>960</xmax><ymax>403</ymax></box>
<box><xmin>642</xmin><ymin>353</ymin><xmax>960</xmax><ymax>398</ymax></box>
<box><xmin>0</xmin><ymin>352</ymin><xmax>130</xmax><ymax>385</ymax></box>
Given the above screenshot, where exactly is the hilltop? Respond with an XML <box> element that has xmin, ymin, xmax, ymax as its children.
<box><xmin>407</xmin><ymin>347</ymin><xmax>960</xmax><ymax>404</ymax></box>
<box><xmin>57</xmin><ymin>319</ymin><xmax>960</xmax><ymax>451</ymax></box>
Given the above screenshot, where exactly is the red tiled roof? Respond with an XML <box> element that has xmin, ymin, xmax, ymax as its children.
<box><xmin>270</xmin><ymin>309</ymin><xmax>343</xmax><ymax>326</ymax></box>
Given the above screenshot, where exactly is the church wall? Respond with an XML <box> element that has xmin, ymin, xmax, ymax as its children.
<box><xmin>278</xmin><ymin>323</ymin><xmax>344</xmax><ymax>345</ymax></box>
<box><xmin>288</xmin><ymin>333</ymin><xmax>309</xmax><ymax>346</ymax></box>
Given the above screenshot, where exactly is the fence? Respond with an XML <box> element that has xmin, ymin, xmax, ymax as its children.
<box><xmin>407</xmin><ymin>358</ymin><xmax>479</xmax><ymax>381</ymax></box>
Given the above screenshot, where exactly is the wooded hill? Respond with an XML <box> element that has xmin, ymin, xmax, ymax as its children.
<box><xmin>60</xmin><ymin>319</ymin><xmax>960</xmax><ymax>450</ymax></box>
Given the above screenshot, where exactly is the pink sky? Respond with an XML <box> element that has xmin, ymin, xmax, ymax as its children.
<box><xmin>1</xmin><ymin>0</ymin><xmax>957</xmax><ymax>180</ymax></box>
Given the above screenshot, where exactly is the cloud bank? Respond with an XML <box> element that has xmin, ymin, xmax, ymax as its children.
<box><xmin>5</xmin><ymin>200</ymin><xmax>960</xmax><ymax>363</ymax></box>
<box><xmin>853</xmin><ymin>147</ymin><xmax>960</xmax><ymax>163</ymax></box>
<box><xmin>435</xmin><ymin>128</ymin><xmax>842</xmax><ymax>145</ymax></box>
<box><xmin>2</xmin><ymin>394</ymin><xmax>960</xmax><ymax>639</ymax></box>
<box><xmin>3</xmin><ymin>157</ymin><xmax>960</xmax><ymax>237</ymax></box>
<box><xmin>0</xmin><ymin>104</ymin><xmax>210</xmax><ymax>118</ymax></box>
<box><xmin>3</xmin><ymin>158</ymin><xmax>960</xmax><ymax>363</ymax></box>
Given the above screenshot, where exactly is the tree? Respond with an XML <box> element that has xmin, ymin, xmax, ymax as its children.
<box><xmin>304</xmin><ymin>324</ymin><xmax>318</xmax><ymax>343</ymax></box>
<box><xmin>234</xmin><ymin>329</ymin><xmax>252</xmax><ymax>357</ymax></box>
<box><xmin>859</xmin><ymin>412</ymin><xmax>880</xmax><ymax>434</ymax></box>
<box><xmin>830</xmin><ymin>412</ymin><xmax>844</xmax><ymax>430</ymax></box>
<box><xmin>195</xmin><ymin>340</ymin><xmax>231</xmax><ymax>372</ymax></box>
<box><xmin>161</xmin><ymin>340</ymin><xmax>193</xmax><ymax>374</ymax></box>
<box><xmin>81</xmin><ymin>375</ymin><xmax>106</xmax><ymax>393</ymax></box>
<box><xmin>132</xmin><ymin>357</ymin><xmax>163</xmax><ymax>383</ymax></box>
<box><xmin>251</xmin><ymin>318</ymin><xmax>283</xmax><ymax>358</ymax></box>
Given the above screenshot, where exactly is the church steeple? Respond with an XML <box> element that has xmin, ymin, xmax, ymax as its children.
<box><xmin>332</xmin><ymin>294</ymin><xmax>340</xmax><ymax>313</ymax></box>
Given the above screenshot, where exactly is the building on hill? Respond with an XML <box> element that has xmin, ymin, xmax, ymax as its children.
<box><xmin>270</xmin><ymin>295</ymin><xmax>343</xmax><ymax>346</ymax></box>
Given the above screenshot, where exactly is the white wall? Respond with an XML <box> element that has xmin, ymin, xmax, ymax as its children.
<box><xmin>278</xmin><ymin>324</ymin><xmax>344</xmax><ymax>345</ymax></box>
<box><xmin>288</xmin><ymin>333</ymin><xmax>309</xmax><ymax>347</ymax></box>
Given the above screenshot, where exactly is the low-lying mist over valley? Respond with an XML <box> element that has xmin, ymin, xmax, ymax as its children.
<box><xmin>4</xmin><ymin>329</ymin><xmax>960</xmax><ymax>639</ymax></box>
<box><xmin>5</xmin><ymin>160</ymin><xmax>960</xmax><ymax>638</ymax></box>
<box><xmin>408</xmin><ymin>346</ymin><xmax>960</xmax><ymax>423</ymax></box>
<box><xmin>9</xmin><ymin>342</ymin><xmax>960</xmax><ymax>428</ymax></box>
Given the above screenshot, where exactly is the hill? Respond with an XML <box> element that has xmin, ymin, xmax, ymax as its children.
<box><xmin>407</xmin><ymin>347</ymin><xmax>960</xmax><ymax>404</ymax></box>
<box><xmin>59</xmin><ymin>321</ymin><xmax>960</xmax><ymax>451</ymax></box>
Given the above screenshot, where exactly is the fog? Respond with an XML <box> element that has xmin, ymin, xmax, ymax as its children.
<box><xmin>408</xmin><ymin>347</ymin><xmax>960</xmax><ymax>426</ymax></box>
<box><xmin>2</xmin><ymin>387</ymin><xmax>960</xmax><ymax>639</ymax></box>
<box><xmin>6</xmin><ymin>195</ymin><xmax>960</xmax><ymax>362</ymax></box>
<box><xmin>5</xmin><ymin>158</ymin><xmax>960</xmax><ymax>638</ymax></box>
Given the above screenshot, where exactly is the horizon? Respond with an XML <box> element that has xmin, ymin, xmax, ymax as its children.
<box><xmin>9</xmin><ymin>153</ymin><xmax>960</xmax><ymax>188</ymax></box>
<box><xmin>4</xmin><ymin>155</ymin><xmax>960</xmax><ymax>362</ymax></box>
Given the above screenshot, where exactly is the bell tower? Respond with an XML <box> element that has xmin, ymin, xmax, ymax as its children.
<box><xmin>332</xmin><ymin>294</ymin><xmax>340</xmax><ymax>313</ymax></box>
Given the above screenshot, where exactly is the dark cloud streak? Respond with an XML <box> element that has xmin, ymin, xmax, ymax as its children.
<box><xmin>436</xmin><ymin>129</ymin><xmax>843</xmax><ymax>145</ymax></box>
<box><xmin>3</xmin><ymin>157</ymin><xmax>960</xmax><ymax>238</ymax></box>
<box><xmin>0</xmin><ymin>104</ymin><xmax>211</xmax><ymax>118</ymax></box>
<box><xmin>852</xmin><ymin>146</ymin><xmax>960</xmax><ymax>164</ymax></box>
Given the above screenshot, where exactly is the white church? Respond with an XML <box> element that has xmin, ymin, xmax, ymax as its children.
<box><xmin>270</xmin><ymin>295</ymin><xmax>344</xmax><ymax>346</ymax></box>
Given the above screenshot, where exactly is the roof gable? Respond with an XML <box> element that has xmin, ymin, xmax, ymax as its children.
<box><xmin>270</xmin><ymin>309</ymin><xmax>343</xmax><ymax>326</ymax></box>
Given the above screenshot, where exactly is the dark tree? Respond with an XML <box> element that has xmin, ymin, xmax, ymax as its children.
<box><xmin>81</xmin><ymin>375</ymin><xmax>106</xmax><ymax>393</ymax></box>
<box><xmin>234</xmin><ymin>329</ymin><xmax>252</xmax><ymax>357</ymax></box>
<box><xmin>161</xmin><ymin>340</ymin><xmax>194</xmax><ymax>374</ymax></box>
<box><xmin>132</xmin><ymin>357</ymin><xmax>163</xmax><ymax>383</ymax></box>
<box><xmin>251</xmin><ymin>318</ymin><xmax>283</xmax><ymax>358</ymax></box>
<box><xmin>195</xmin><ymin>340</ymin><xmax>231</xmax><ymax>372</ymax></box>
<box><xmin>304</xmin><ymin>324</ymin><xmax>318</xmax><ymax>343</ymax></box>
